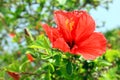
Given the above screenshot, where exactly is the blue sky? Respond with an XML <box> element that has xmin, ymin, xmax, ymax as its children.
<box><xmin>90</xmin><ymin>0</ymin><xmax>120</xmax><ymax>32</ymax></box>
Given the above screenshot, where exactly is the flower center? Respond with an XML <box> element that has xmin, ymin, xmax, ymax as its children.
<box><xmin>67</xmin><ymin>41</ymin><xmax>75</xmax><ymax>49</ymax></box>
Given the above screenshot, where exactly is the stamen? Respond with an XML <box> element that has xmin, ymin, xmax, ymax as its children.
<box><xmin>65</xmin><ymin>19</ymin><xmax>74</xmax><ymax>31</ymax></box>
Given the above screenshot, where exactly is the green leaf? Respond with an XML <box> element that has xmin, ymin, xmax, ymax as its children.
<box><xmin>57</xmin><ymin>0</ymin><xmax>67</xmax><ymax>5</ymax></box>
<box><xmin>6</xmin><ymin>62</ymin><xmax>20</xmax><ymax>72</ymax></box>
<box><xmin>28</xmin><ymin>45</ymin><xmax>44</xmax><ymax>49</ymax></box>
<box><xmin>43</xmin><ymin>63</ymin><xmax>55</xmax><ymax>73</ymax></box>
<box><xmin>45</xmin><ymin>70</ymin><xmax>51</xmax><ymax>80</ymax></box>
<box><xmin>19</xmin><ymin>61</ymin><xmax>29</xmax><ymax>72</ymax></box>
<box><xmin>96</xmin><ymin>59</ymin><xmax>112</xmax><ymax>66</ymax></box>
<box><xmin>49</xmin><ymin>64</ymin><xmax>55</xmax><ymax>73</ymax></box>
<box><xmin>66</xmin><ymin>61</ymin><xmax>73</xmax><ymax>75</ymax></box>
<box><xmin>105</xmin><ymin>49</ymin><xmax>120</xmax><ymax>62</ymax></box>
<box><xmin>29</xmin><ymin>34</ymin><xmax>50</xmax><ymax>49</ymax></box>
<box><xmin>54</xmin><ymin>54</ymin><xmax>61</xmax><ymax>66</ymax></box>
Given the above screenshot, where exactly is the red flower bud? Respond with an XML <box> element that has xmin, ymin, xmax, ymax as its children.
<box><xmin>7</xmin><ymin>71</ymin><xmax>20</xmax><ymax>80</ymax></box>
<box><xmin>27</xmin><ymin>53</ymin><xmax>34</xmax><ymax>62</ymax></box>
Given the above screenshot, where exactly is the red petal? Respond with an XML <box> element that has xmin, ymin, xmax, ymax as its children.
<box><xmin>42</xmin><ymin>24</ymin><xmax>61</xmax><ymax>42</ymax></box>
<box><xmin>74</xmin><ymin>11</ymin><xmax>95</xmax><ymax>43</ymax></box>
<box><xmin>54</xmin><ymin>10</ymin><xmax>82</xmax><ymax>28</ymax></box>
<box><xmin>54</xmin><ymin>10</ymin><xmax>69</xmax><ymax>27</ymax></box>
<box><xmin>53</xmin><ymin>38</ymin><xmax>70</xmax><ymax>52</ymax></box>
<box><xmin>54</xmin><ymin>11</ymin><xmax>72</xmax><ymax>41</ymax></box>
<box><xmin>7</xmin><ymin>71</ymin><xmax>20</xmax><ymax>80</ymax></box>
<box><xmin>72</xmin><ymin>32</ymin><xmax>106</xmax><ymax>60</ymax></box>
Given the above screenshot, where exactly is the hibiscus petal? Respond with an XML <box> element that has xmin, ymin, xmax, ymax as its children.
<box><xmin>75</xmin><ymin>11</ymin><xmax>95</xmax><ymax>43</ymax></box>
<box><xmin>53</xmin><ymin>38</ymin><xmax>70</xmax><ymax>52</ymax></box>
<box><xmin>74</xmin><ymin>32</ymin><xmax>106</xmax><ymax>60</ymax></box>
<box><xmin>54</xmin><ymin>10</ymin><xmax>73</xmax><ymax>41</ymax></box>
<box><xmin>54</xmin><ymin>10</ymin><xmax>83</xmax><ymax>28</ymax></box>
<box><xmin>54</xmin><ymin>10</ymin><xmax>68</xmax><ymax>27</ymax></box>
<box><xmin>42</xmin><ymin>24</ymin><xmax>61</xmax><ymax>42</ymax></box>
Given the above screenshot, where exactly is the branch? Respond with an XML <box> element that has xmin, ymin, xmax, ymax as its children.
<box><xmin>20</xmin><ymin>72</ymin><xmax>39</xmax><ymax>76</ymax></box>
<box><xmin>79</xmin><ymin>2</ymin><xmax>87</xmax><ymax>10</ymax></box>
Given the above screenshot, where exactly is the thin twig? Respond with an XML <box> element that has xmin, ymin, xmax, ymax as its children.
<box><xmin>79</xmin><ymin>2</ymin><xmax>87</xmax><ymax>10</ymax></box>
<box><xmin>20</xmin><ymin>72</ymin><xmax>39</xmax><ymax>76</ymax></box>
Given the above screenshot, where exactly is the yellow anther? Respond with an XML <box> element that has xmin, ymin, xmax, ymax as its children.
<box><xmin>69</xmin><ymin>21</ymin><xmax>74</xmax><ymax>31</ymax></box>
<box><xmin>65</xmin><ymin>19</ymin><xmax>74</xmax><ymax>31</ymax></box>
<box><xmin>65</xmin><ymin>19</ymin><xmax>69</xmax><ymax>26</ymax></box>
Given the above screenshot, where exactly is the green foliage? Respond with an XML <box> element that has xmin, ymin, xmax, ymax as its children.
<box><xmin>105</xmin><ymin>49</ymin><xmax>120</xmax><ymax>62</ymax></box>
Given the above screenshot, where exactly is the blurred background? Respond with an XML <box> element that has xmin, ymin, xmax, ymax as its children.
<box><xmin>0</xmin><ymin>0</ymin><xmax>120</xmax><ymax>80</ymax></box>
<box><xmin>90</xmin><ymin>0</ymin><xmax>120</xmax><ymax>32</ymax></box>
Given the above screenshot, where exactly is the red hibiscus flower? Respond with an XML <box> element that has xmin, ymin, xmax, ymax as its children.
<box><xmin>42</xmin><ymin>10</ymin><xmax>106</xmax><ymax>60</ymax></box>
